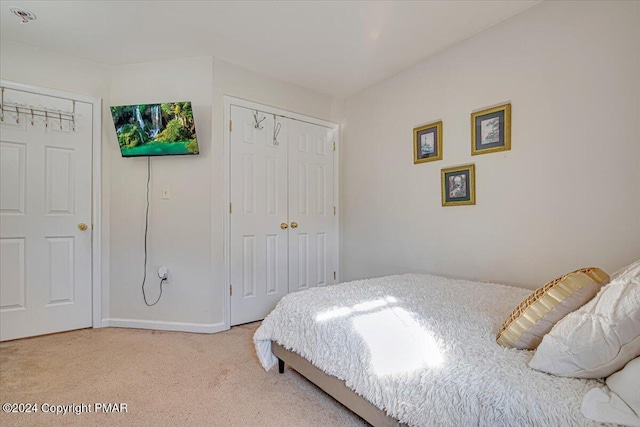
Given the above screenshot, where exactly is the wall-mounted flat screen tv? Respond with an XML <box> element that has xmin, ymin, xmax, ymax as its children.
<box><xmin>110</xmin><ymin>102</ymin><xmax>199</xmax><ymax>157</ymax></box>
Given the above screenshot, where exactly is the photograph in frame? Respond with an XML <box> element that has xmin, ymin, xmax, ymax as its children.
<box><xmin>413</xmin><ymin>120</ymin><xmax>443</xmax><ymax>164</ymax></box>
<box><xmin>441</xmin><ymin>164</ymin><xmax>476</xmax><ymax>206</ymax></box>
<box><xmin>471</xmin><ymin>103</ymin><xmax>511</xmax><ymax>156</ymax></box>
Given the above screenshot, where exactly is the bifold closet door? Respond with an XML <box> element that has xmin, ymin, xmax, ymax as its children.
<box><xmin>286</xmin><ymin>118</ymin><xmax>335</xmax><ymax>293</ymax></box>
<box><xmin>229</xmin><ymin>105</ymin><xmax>337</xmax><ymax>326</ymax></box>
<box><xmin>229</xmin><ymin>106</ymin><xmax>289</xmax><ymax>326</ymax></box>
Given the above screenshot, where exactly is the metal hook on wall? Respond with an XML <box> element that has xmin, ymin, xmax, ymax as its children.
<box><xmin>273</xmin><ymin>117</ymin><xmax>281</xmax><ymax>146</ymax></box>
<box><xmin>0</xmin><ymin>87</ymin><xmax>76</xmax><ymax>129</ymax></box>
<box><xmin>253</xmin><ymin>110</ymin><xmax>266</xmax><ymax>130</ymax></box>
<box><xmin>71</xmin><ymin>101</ymin><xmax>76</xmax><ymax>131</ymax></box>
<box><xmin>0</xmin><ymin>87</ymin><xmax>4</xmax><ymax>122</ymax></box>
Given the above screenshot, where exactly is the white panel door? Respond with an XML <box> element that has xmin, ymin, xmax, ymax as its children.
<box><xmin>230</xmin><ymin>106</ymin><xmax>289</xmax><ymax>325</ymax></box>
<box><xmin>229</xmin><ymin>105</ymin><xmax>336</xmax><ymax>325</ymax></box>
<box><xmin>286</xmin><ymin>118</ymin><xmax>335</xmax><ymax>293</ymax></box>
<box><xmin>0</xmin><ymin>88</ymin><xmax>92</xmax><ymax>341</ymax></box>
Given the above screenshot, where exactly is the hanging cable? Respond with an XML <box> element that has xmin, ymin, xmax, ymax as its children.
<box><xmin>141</xmin><ymin>157</ymin><xmax>165</xmax><ymax>306</ymax></box>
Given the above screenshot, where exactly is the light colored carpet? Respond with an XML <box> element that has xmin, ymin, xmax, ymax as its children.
<box><xmin>0</xmin><ymin>323</ymin><xmax>367</xmax><ymax>426</ymax></box>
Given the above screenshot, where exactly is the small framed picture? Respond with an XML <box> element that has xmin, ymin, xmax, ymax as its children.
<box><xmin>413</xmin><ymin>120</ymin><xmax>442</xmax><ymax>163</ymax></box>
<box><xmin>471</xmin><ymin>103</ymin><xmax>511</xmax><ymax>155</ymax></box>
<box><xmin>441</xmin><ymin>164</ymin><xmax>476</xmax><ymax>206</ymax></box>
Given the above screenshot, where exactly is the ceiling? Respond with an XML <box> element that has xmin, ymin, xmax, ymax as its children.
<box><xmin>0</xmin><ymin>1</ymin><xmax>541</xmax><ymax>98</ymax></box>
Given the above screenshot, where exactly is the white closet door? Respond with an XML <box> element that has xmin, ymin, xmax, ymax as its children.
<box><xmin>229</xmin><ymin>106</ymin><xmax>289</xmax><ymax>325</ymax></box>
<box><xmin>287</xmin><ymin>118</ymin><xmax>335</xmax><ymax>293</ymax></box>
<box><xmin>0</xmin><ymin>89</ymin><xmax>93</xmax><ymax>341</ymax></box>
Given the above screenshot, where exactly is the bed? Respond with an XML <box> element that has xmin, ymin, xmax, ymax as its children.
<box><xmin>254</xmin><ymin>274</ymin><xmax>602</xmax><ymax>426</ymax></box>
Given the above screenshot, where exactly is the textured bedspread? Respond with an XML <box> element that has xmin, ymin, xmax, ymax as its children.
<box><xmin>254</xmin><ymin>274</ymin><xmax>601</xmax><ymax>427</ymax></box>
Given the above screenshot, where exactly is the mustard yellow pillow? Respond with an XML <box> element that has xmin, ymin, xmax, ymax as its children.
<box><xmin>497</xmin><ymin>267</ymin><xmax>609</xmax><ymax>350</ymax></box>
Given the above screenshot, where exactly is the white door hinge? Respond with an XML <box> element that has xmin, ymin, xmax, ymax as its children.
<box><xmin>230</xmin><ymin>285</ymin><xmax>233</xmax><ymax>296</ymax></box>
<box><xmin>333</xmin><ymin>206</ymin><xmax>336</xmax><ymax>216</ymax></box>
<box><xmin>333</xmin><ymin>142</ymin><xmax>336</xmax><ymax>151</ymax></box>
<box><xmin>229</xmin><ymin>120</ymin><xmax>232</xmax><ymax>132</ymax></box>
<box><xmin>333</xmin><ymin>271</ymin><xmax>336</xmax><ymax>280</ymax></box>
<box><xmin>230</xmin><ymin>203</ymin><xmax>233</xmax><ymax>214</ymax></box>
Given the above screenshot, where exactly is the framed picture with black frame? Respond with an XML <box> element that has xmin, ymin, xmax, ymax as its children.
<box><xmin>471</xmin><ymin>103</ymin><xmax>511</xmax><ymax>156</ymax></box>
<box><xmin>413</xmin><ymin>120</ymin><xmax>442</xmax><ymax>163</ymax></box>
<box><xmin>441</xmin><ymin>164</ymin><xmax>476</xmax><ymax>206</ymax></box>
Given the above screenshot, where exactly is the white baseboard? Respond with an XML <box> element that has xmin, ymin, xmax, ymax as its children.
<box><xmin>102</xmin><ymin>318</ymin><xmax>228</xmax><ymax>334</ymax></box>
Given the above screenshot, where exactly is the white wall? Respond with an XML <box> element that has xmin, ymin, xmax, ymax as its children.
<box><xmin>107</xmin><ymin>56</ymin><xmax>335</xmax><ymax>330</ymax></box>
<box><xmin>0</xmin><ymin>41</ymin><xmax>111</xmax><ymax>97</ymax></box>
<box><xmin>108</xmin><ymin>57</ymin><xmax>217</xmax><ymax>328</ymax></box>
<box><xmin>1</xmin><ymin>42</ymin><xmax>336</xmax><ymax>332</ymax></box>
<box><xmin>341</xmin><ymin>0</ymin><xmax>640</xmax><ymax>288</ymax></box>
<box><xmin>0</xmin><ymin>41</ymin><xmax>113</xmax><ymax>319</ymax></box>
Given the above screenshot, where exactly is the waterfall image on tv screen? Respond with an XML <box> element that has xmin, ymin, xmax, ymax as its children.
<box><xmin>110</xmin><ymin>102</ymin><xmax>199</xmax><ymax>157</ymax></box>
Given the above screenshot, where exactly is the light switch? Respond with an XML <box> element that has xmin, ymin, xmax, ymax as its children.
<box><xmin>162</xmin><ymin>187</ymin><xmax>170</xmax><ymax>200</ymax></box>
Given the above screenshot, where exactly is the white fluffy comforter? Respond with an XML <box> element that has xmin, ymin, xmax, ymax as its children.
<box><xmin>254</xmin><ymin>274</ymin><xmax>601</xmax><ymax>427</ymax></box>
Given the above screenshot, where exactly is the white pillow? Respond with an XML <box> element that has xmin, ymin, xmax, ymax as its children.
<box><xmin>610</xmin><ymin>258</ymin><xmax>640</xmax><ymax>282</ymax></box>
<box><xmin>529</xmin><ymin>261</ymin><xmax>640</xmax><ymax>378</ymax></box>
<box><xmin>607</xmin><ymin>357</ymin><xmax>640</xmax><ymax>415</ymax></box>
<box><xmin>581</xmin><ymin>388</ymin><xmax>640</xmax><ymax>427</ymax></box>
<box><xmin>581</xmin><ymin>357</ymin><xmax>640</xmax><ymax>426</ymax></box>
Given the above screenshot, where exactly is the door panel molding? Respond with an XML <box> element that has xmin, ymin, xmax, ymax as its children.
<box><xmin>229</xmin><ymin>106</ymin><xmax>289</xmax><ymax>325</ymax></box>
<box><xmin>286</xmin><ymin>118</ymin><xmax>334</xmax><ymax>295</ymax></box>
<box><xmin>224</xmin><ymin>96</ymin><xmax>339</xmax><ymax>329</ymax></box>
<box><xmin>0</xmin><ymin>79</ymin><xmax>103</xmax><ymax>337</ymax></box>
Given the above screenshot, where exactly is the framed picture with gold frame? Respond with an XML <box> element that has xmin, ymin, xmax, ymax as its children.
<box><xmin>413</xmin><ymin>120</ymin><xmax>442</xmax><ymax>163</ymax></box>
<box><xmin>441</xmin><ymin>164</ymin><xmax>475</xmax><ymax>206</ymax></box>
<box><xmin>471</xmin><ymin>103</ymin><xmax>511</xmax><ymax>156</ymax></box>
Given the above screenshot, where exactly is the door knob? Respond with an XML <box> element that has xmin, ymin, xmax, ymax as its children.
<box><xmin>280</xmin><ymin>223</ymin><xmax>288</xmax><ymax>230</ymax></box>
<box><xmin>290</xmin><ymin>222</ymin><xmax>298</xmax><ymax>229</ymax></box>
<box><xmin>78</xmin><ymin>223</ymin><xmax>88</xmax><ymax>231</ymax></box>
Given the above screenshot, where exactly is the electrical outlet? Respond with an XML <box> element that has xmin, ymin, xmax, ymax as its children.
<box><xmin>162</xmin><ymin>187</ymin><xmax>170</xmax><ymax>200</ymax></box>
<box><xmin>158</xmin><ymin>266</ymin><xmax>168</xmax><ymax>280</ymax></box>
